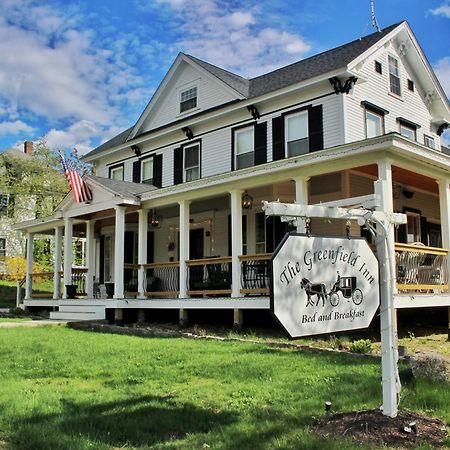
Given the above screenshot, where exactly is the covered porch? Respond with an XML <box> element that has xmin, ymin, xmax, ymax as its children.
<box><xmin>15</xmin><ymin>135</ymin><xmax>450</xmax><ymax>326</ymax></box>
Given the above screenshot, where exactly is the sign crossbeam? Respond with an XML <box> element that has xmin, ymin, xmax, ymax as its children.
<box><xmin>265</xmin><ymin>195</ymin><xmax>406</xmax><ymax>419</ymax></box>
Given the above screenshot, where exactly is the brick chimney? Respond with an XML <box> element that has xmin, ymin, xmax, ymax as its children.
<box><xmin>24</xmin><ymin>141</ymin><xmax>33</xmax><ymax>156</ymax></box>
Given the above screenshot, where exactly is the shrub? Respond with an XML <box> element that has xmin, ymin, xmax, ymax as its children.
<box><xmin>5</xmin><ymin>256</ymin><xmax>42</xmax><ymax>281</ymax></box>
<box><xmin>350</xmin><ymin>339</ymin><xmax>373</xmax><ymax>354</ymax></box>
<box><xmin>410</xmin><ymin>353</ymin><xmax>449</xmax><ymax>383</ymax></box>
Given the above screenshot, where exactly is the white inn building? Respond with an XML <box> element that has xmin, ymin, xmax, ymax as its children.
<box><xmin>15</xmin><ymin>22</ymin><xmax>450</xmax><ymax>327</ymax></box>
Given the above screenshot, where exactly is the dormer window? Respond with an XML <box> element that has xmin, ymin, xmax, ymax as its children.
<box><xmin>180</xmin><ymin>86</ymin><xmax>197</xmax><ymax>113</ymax></box>
<box><xmin>388</xmin><ymin>55</ymin><xmax>401</xmax><ymax>96</ymax></box>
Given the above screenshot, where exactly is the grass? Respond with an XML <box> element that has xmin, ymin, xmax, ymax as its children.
<box><xmin>0</xmin><ymin>327</ymin><xmax>448</xmax><ymax>450</ymax></box>
<box><xmin>0</xmin><ymin>317</ymin><xmax>30</xmax><ymax>322</ymax></box>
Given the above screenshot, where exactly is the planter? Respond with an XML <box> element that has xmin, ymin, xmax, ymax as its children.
<box><xmin>105</xmin><ymin>283</ymin><xmax>114</xmax><ymax>298</ymax></box>
<box><xmin>65</xmin><ymin>284</ymin><xmax>77</xmax><ymax>299</ymax></box>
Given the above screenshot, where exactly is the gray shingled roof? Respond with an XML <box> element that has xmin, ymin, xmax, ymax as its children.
<box><xmin>85</xmin><ymin>22</ymin><xmax>402</xmax><ymax>159</ymax></box>
<box><xmin>186</xmin><ymin>54</ymin><xmax>249</xmax><ymax>97</ymax></box>
<box><xmin>86</xmin><ymin>175</ymin><xmax>157</xmax><ymax>198</ymax></box>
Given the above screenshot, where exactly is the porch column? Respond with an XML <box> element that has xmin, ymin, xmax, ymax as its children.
<box><xmin>437</xmin><ymin>178</ymin><xmax>450</xmax><ymax>340</ymax></box>
<box><xmin>114</xmin><ymin>205</ymin><xmax>126</xmax><ymax>299</ymax></box>
<box><xmin>138</xmin><ymin>209</ymin><xmax>148</xmax><ymax>299</ymax></box>
<box><xmin>53</xmin><ymin>226</ymin><xmax>63</xmax><ymax>299</ymax></box>
<box><xmin>86</xmin><ymin>220</ymin><xmax>96</xmax><ymax>298</ymax></box>
<box><xmin>294</xmin><ymin>176</ymin><xmax>309</xmax><ymax>233</ymax></box>
<box><xmin>376</xmin><ymin>160</ymin><xmax>399</xmax><ymax>417</ymax></box>
<box><xmin>179</xmin><ymin>200</ymin><xmax>190</xmax><ymax>298</ymax></box>
<box><xmin>230</xmin><ymin>189</ymin><xmax>243</xmax><ymax>298</ymax></box>
<box><xmin>25</xmin><ymin>232</ymin><xmax>35</xmax><ymax>300</ymax></box>
<box><xmin>63</xmin><ymin>218</ymin><xmax>73</xmax><ymax>299</ymax></box>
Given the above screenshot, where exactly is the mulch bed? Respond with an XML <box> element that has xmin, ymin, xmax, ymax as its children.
<box><xmin>315</xmin><ymin>409</ymin><xmax>447</xmax><ymax>449</ymax></box>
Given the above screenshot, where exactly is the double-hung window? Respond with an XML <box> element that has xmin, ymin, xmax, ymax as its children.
<box><xmin>424</xmin><ymin>135</ymin><xmax>435</xmax><ymax>149</ymax></box>
<box><xmin>110</xmin><ymin>165</ymin><xmax>124</xmax><ymax>181</ymax></box>
<box><xmin>285</xmin><ymin>110</ymin><xmax>309</xmax><ymax>157</ymax></box>
<box><xmin>141</xmin><ymin>158</ymin><xmax>153</xmax><ymax>184</ymax></box>
<box><xmin>180</xmin><ymin>86</ymin><xmax>197</xmax><ymax>113</ymax></box>
<box><xmin>400</xmin><ymin>123</ymin><xmax>416</xmax><ymax>140</ymax></box>
<box><xmin>366</xmin><ymin>110</ymin><xmax>383</xmax><ymax>138</ymax></box>
<box><xmin>388</xmin><ymin>55</ymin><xmax>401</xmax><ymax>96</ymax></box>
<box><xmin>184</xmin><ymin>143</ymin><xmax>200</xmax><ymax>182</ymax></box>
<box><xmin>234</xmin><ymin>127</ymin><xmax>254</xmax><ymax>169</ymax></box>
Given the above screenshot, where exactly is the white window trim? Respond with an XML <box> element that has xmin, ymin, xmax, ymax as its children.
<box><xmin>399</xmin><ymin>122</ymin><xmax>416</xmax><ymax>141</ymax></box>
<box><xmin>141</xmin><ymin>158</ymin><xmax>154</xmax><ymax>184</ymax></box>
<box><xmin>183</xmin><ymin>142</ymin><xmax>200</xmax><ymax>182</ymax></box>
<box><xmin>110</xmin><ymin>165</ymin><xmax>124</xmax><ymax>181</ymax></box>
<box><xmin>365</xmin><ymin>109</ymin><xmax>384</xmax><ymax>139</ymax></box>
<box><xmin>234</xmin><ymin>126</ymin><xmax>254</xmax><ymax>170</ymax></box>
<box><xmin>284</xmin><ymin>110</ymin><xmax>309</xmax><ymax>157</ymax></box>
<box><xmin>388</xmin><ymin>54</ymin><xmax>402</xmax><ymax>98</ymax></box>
<box><xmin>178</xmin><ymin>81</ymin><xmax>200</xmax><ymax>116</ymax></box>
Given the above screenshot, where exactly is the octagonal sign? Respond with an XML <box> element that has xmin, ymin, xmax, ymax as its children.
<box><xmin>271</xmin><ymin>234</ymin><xmax>380</xmax><ymax>338</ymax></box>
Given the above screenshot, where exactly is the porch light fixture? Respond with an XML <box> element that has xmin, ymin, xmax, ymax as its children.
<box><xmin>242</xmin><ymin>192</ymin><xmax>253</xmax><ymax>210</ymax></box>
<box><xmin>182</xmin><ymin>126</ymin><xmax>194</xmax><ymax>140</ymax></box>
<box><xmin>151</xmin><ymin>210</ymin><xmax>161</xmax><ymax>228</ymax></box>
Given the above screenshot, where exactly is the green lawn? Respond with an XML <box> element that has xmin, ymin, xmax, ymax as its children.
<box><xmin>0</xmin><ymin>327</ymin><xmax>448</xmax><ymax>450</ymax></box>
<box><xmin>0</xmin><ymin>317</ymin><xmax>29</xmax><ymax>322</ymax></box>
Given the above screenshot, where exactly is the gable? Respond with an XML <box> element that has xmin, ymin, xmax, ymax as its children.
<box><xmin>131</xmin><ymin>56</ymin><xmax>245</xmax><ymax>139</ymax></box>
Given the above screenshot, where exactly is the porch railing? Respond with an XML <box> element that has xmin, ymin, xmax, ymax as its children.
<box><xmin>144</xmin><ymin>261</ymin><xmax>180</xmax><ymax>297</ymax></box>
<box><xmin>187</xmin><ymin>257</ymin><xmax>232</xmax><ymax>296</ymax></box>
<box><xmin>71</xmin><ymin>268</ymin><xmax>87</xmax><ymax>296</ymax></box>
<box><xmin>240</xmin><ymin>253</ymin><xmax>271</xmax><ymax>295</ymax></box>
<box><xmin>395</xmin><ymin>243</ymin><xmax>449</xmax><ymax>292</ymax></box>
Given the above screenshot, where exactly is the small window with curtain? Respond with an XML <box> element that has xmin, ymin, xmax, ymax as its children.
<box><xmin>234</xmin><ymin>126</ymin><xmax>254</xmax><ymax>169</ymax></box>
<box><xmin>285</xmin><ymin>110</ymin><xmax>309</xmax><ymax>157</ymax></box>
<box><xmin>0</xmin><ymin>195</ymin><xmax>8</xmax><ymax>215</ymax></box>
<box><xmin>141</xmin><ymin>158</ymin><xmax>154</xmax><ymax>184</ymax></box>
<box><xmin>180</xmin><ymin>86</ymin><xmax>197</xmax><ymax>113</ymax></box>
<box><xmin>184</xmin><ymin>143</ymin><xmax>200</xmax><ymax>182</ymax></box>
<box><xmin>388</xmin><ymin>55</ymin><xmax>401</xmax><ymax>96</ymax></box>
<box><xmin>0</xmin><ymin>238</ymin><xmax>5</xmax><ymax>257</ymax></box>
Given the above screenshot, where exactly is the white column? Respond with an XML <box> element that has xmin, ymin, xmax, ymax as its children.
<box><xmin>437</xmin><ymin>179</ymin><xmax>450</xmax><ymax>340</ymax></box>
<box><xmin>25</xmin><ymin>232</ymin><xmax>34</xmax><ymax>300</ymax></box>
<box><xmin>53</xmin><ymin>226</ymin><xmax>63</xmax><ymax>299</ymax></box>
<box><xmin>179</xmin><ymin>200</ymin><xmax>190</xmax><ymax>298</ymax></box>
<box><xmin>63</xmin><ymin>218</ymin><xmax>73</xmax><ymax>299</ymax></box>
<box><xmin>376</xmin><ymin>160</ymin><xmax>398</xmax><ymax>417</ymax></box>
<box><xmin>86</xmin><ymin>220</ymin><xmax>95</xmax><ymax>298</ymax></box>
<box><xmin>138</xmin><ymin>209</ymin><xmax>148</xmax><ymax>299</ymax></box>
<box><xmin>230</xmin><ymin>190</ymin><xmax>243</xmax><ymax>297</ymax></box>
<box><xmin>114</xmin><ymin>206</ymin><xmax>126</xmax><ymax>299</ymax></box>
<box><xmin>294</xmin><ymin>176</ymin><xmax>309</xmax><ymax>233</ymax></box>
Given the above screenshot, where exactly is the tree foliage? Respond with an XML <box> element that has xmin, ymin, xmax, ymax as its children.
<box><xmin>0</xmin><ymin>139</ymin><xmax>69</xmax><ymax>219</ymax></box>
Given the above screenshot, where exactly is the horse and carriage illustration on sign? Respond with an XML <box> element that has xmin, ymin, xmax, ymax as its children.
<box><xmin>300</xmin><ymin>273</ymin><xmax>363</xmax><ymax>307</ymax></box>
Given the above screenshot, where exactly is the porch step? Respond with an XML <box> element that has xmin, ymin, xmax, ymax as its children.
<box><xmin>50</xmin><ymin>310</ymin><xmax>105</xmax><ymax>320</ymax></box>
<box><xmin>59</xmin><ymin>305</ymin><xmax>106</xmax><ymax>313</ymax></box>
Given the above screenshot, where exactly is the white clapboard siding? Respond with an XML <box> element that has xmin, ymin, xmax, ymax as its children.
<box><xmin>141</xmin><ymin>63</ymin><xmax>238</xmax><ymax>133</ymax></box>
<box><xmin>346</xmin><ymin>42</ymin><xmax>439</xmax><ymax>147</ymax></box>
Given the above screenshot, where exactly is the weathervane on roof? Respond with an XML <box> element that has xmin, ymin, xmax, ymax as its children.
<box><xmin>370</xmin><ymin>0</ymin><xmax>381</xmax><ymax>32</ymax></box>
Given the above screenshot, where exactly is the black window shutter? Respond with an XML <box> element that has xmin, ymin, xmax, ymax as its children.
<box><xmin>254</xmin><ymin>122</ymin><xmax>267</xmax><ymax>165</ymax></box>
<box><xmin>272</xmin><ymin>116</ymin><xmax>285</xmax><ymax>161</ymax></box>
<box><xmin>173</xmin><ymin>147</ymin><xmax>183</xmax><ymax>185</ymax></box>
<box><xmin>153</xmin><ymin>154</ymin><xmax>162</xmax><ymax>188</ymax></box>
<box><xmin>308</xmin><ymin>105</ymin><xmax>324</xmax><ymax>152</ymax></box>
<box><xmin>420</xmin><ymin>216</ymin><xmax>428</xmax><ymax>245</ymax></box>
<box><xmin>132</xmin><ymin>161</ymin><xmax>141</xmax><ymax>183</ymax></box>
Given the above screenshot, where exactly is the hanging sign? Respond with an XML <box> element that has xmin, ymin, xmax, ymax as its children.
<box><xmin>271</xmin><ymin>234</ymin><xmax>380</xmax><ymax>338</ymax></box>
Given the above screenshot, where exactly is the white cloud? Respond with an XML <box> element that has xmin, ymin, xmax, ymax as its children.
<box><xmin>434</xmin><ymin>57</ymin><xmax>450</xmax><ymax>97</ymax></box>
<box><xmin>153</xmin><ymin>0</ymin><xmax>311</xmax><ymax>77</ymax></box>
<box><xmin>0</xmin><ymin>120</ymin><xmax>34</xmax><ymax>135</ymax></box>
<box><xmin>430</xmin><ymin>2</ymin><xmax>450</xmax><ymax>18</ymax></box>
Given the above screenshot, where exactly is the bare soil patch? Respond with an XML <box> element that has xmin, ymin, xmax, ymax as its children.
<box><xmin>315</xmin><ymin>409</ymin><xmax>447</xmax><ymax>449</ymax></box>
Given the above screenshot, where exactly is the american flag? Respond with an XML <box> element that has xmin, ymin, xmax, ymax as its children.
<box><xmin>60</xmin><ymin>153</ymin><xmax>93</xmax><ymax>203</ymax></box>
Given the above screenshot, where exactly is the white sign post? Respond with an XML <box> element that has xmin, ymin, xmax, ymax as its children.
<box><xmin>263</xmin><ymin>195</ymin><xmax>406</xmax><ymax>418</ymax></box>
<box><xmin>271</xmin><ymin>235</ymin><xmax>379</xmax><ymax>338</ymax></box>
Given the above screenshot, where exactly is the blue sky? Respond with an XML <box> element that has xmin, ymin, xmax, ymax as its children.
<box><xmin>0</xmin><ymin>0</ymin><xmax>449</xmax><ymax>154</ymax></box>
